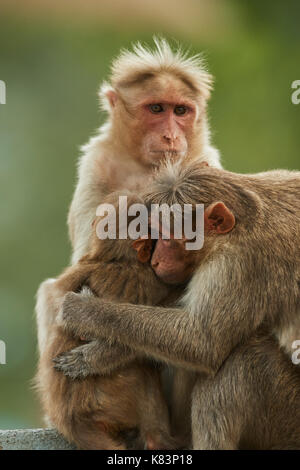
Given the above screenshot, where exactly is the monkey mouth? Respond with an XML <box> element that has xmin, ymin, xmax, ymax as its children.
<box><xmin>152</xmin><ymin>267</ymin><xmax>183</xmax><ymax>285</ymax></box>
<box><xmin>150</xmin><ymin>150</ymin><xmax>186</xmax><ymax>159</ymax></box>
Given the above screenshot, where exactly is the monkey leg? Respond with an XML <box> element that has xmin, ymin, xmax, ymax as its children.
<box><xmin>191</xmin><ymin>335</ymin><xmax>300</xmax><ymax>450</ymax></box>
<box><xmin>70</xmin><ymin>419</ymin><xmax>129</xmax><ymax>450</ymax></box>
<box><xmin>137</xmin><ymin>366</ymin><xmax>179</xmax><ymax>450</ymax></box>
<box><xmin>170</xmin><ymin>368</ymin><xmax>197</xmax><ymax>448</ymax></box>
<box><xmin>191</xmin><ymin>338</ymin><xmax>259</xmax><ymax>450</ymax></box>
<box><xmin>191</xmin><ymin>372</ymin><xmax>242</xmax><ymax>450</ymax></box>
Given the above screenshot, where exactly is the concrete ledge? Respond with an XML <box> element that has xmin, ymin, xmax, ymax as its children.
<box><xmin>0</xmin><ymin>429</ymin><xmax>76</xmax><ymax>450</ymax></box>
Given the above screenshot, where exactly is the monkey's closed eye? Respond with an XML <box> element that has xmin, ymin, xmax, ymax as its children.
<box><xmin>149</xmin><ymin>104</ymin><xmax>164</xmax><ymax>114</ymax></box>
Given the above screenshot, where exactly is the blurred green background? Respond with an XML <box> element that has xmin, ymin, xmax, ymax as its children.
<box><xmin>0</xmin><ymin>0</ymin><xmax>299</xmax><ymax>429</ymax></box>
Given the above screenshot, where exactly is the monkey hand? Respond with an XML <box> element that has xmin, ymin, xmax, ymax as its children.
<box><xmin>53</xmin><ymin>337</ymin><xmax>136</xmax><ymax>379</ymax></box>
<box><xmin>56</xmin><ymin>292</ymin><xmax>96</xmax><ymax>338</ymax></box>
<box><xmin>53</xmin><ymin>342</ymin><xmax>95</xmax><ymax>380</ymax></box>
<box><xmin>57</xmin><ymin>291</ymin><xmax>118</xmax><ymax>342</ymax></box>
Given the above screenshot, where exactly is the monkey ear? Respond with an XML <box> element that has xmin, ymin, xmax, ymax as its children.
<box><xmin>132</xmin><ymin>238</ymin><xmax>153</xmax><ymax>263</ymax></box>
<box><xmin>105</xmin><ymin>89</ymin><xmax>118</xmax><ymax>108</ymax></box>
<box><xmin>204</xmin><ymin>202</ymin><xmax>235</xmax><ymax>234</ymax></box>
<box><xmin>99</xmin><ymin>83</ymin><xmax>118</xmax><ymax>111</ymax></box>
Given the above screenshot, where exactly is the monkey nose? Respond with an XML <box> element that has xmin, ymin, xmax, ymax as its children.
<box><xmin>163</xmin><ymin>135</ymin><xmax>176</xmax><ymax>144</ymax></box>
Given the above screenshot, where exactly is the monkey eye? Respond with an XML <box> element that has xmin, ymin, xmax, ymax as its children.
<box><xmin>174</xmin><ymin>105</ymin><xmax>187</xmax><ymax>116</ymax></box>
<box><xmin>149</xmin><ymin>104</ymin><xmax>164</xmax><ymax>114</ymax></box>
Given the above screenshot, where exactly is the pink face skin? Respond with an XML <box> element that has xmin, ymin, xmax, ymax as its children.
<box><xmin>137</xmin><ymin>95</ymin><xmax>197</xmax><ymax>166</ymax></box>
<box><xmin>149</xmin><ymin>203</ymin><xmax>236</xmax><ymax>284</ymax></box>
<box><xmin>151</xmin><ymin>237</ymin><xmax>196</xmax><ymax>285</ymax></box>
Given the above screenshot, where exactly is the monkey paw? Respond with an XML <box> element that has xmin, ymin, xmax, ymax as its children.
<box><xmin>57</xmin><ymin>290</ymin><xmax>107</xmax><ymax>340</ymax></box>
<box><xmin>53</xmin><ymin>344</ymin><xmax>94</xmax><ymax>379</ymax></box>
<box><xmin>56</xmin><ymin>291</ymin><xmax>79</xmax><ymax>321</ymax></box>
<box><xmin>56</xmin><ymin>291</ymin><xmax>90</xmax><ymax>335</ymax></box>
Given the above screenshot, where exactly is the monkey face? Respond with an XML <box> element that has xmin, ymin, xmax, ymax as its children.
<box><xmin>139</xmin><ymin>92</ymin><xmax>194</xmax><ymax>166</ymax></box>
<box><xmin>138</xmin><ymin>76</ymin><xmax>198</xmax><ymax>166</ymax></box>
<box><xmin>150</xmin><ymin>237</ymin><xmax>196</xmax><ymax>285</ymax></box>
<box><xmin>148</xmin><ymin>197</ymin><xmax>236</xmax><ymax>285</ymax></box>
<box><xmin>112</xmin><ymin>74</ymin><xmax>200</xmax><ymax>167</ymax></box>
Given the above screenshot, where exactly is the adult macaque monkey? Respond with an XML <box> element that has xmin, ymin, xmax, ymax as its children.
<box><xmin>58</xmin><ymin>162</ymin><xmax>300</xmax><ymax>449</ymax></box>
<box><xmin>69</xmin><ymin>39</ymin><xmax>221</xmax><ymax>263</ymax></box>
<box><xmin>36</xmin><ymin>38</ymin><xmax>221</xmax><ymax>355</ymax></box>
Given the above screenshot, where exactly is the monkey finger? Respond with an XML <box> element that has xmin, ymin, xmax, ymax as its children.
<box><xmin>53</xmin><ymin>349</ymin><xmax>90</xmax><ymax>380</ymax></box>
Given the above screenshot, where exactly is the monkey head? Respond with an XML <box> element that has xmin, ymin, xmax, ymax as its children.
<box><xmin>89</xmin><ymin>191</ymin><xmax>150</xmax><ymax>263</ymax></box>
<box><xmin>100</xmin><ymin>40</ymin><xmax>212</xmax><ymax>167</ymax></box>
<box><xmin>148</xmin><ymin>202</ymin><xmax>235</xmax><ymax>285</ymax></box>
<box><xmin>132</xmin><ymin>234</ymin><xmax>199</xmax><ymax>285</ymax></box>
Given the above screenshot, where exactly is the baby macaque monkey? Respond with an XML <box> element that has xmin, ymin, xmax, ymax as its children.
<box><xmin>35</xmin><ymin>191</ymin><xmax>180</xmax><ymax>451</ymax></box>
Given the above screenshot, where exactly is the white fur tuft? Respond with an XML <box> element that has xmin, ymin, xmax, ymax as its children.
<box><xmin>99</xmin><ymin>37</ymin><xmax>213</xmax><ymax>112</ymax></box>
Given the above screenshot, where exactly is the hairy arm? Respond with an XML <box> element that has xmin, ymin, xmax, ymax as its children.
<box><xmin>35</xmin><ymin>261</ymin><xmax>92</xmax><ymax>355</ymax></box>
<box><xmin>37</xmin><ymin>278</ymin><xmax>137</xmax><ymax>377</ymax></box>
<box><xmin>53</xmin><ymin>338</ymin><xmax>137</xmax><ymax>378</ymax></box>
<box><xmin>59</xmin><ymin>292</ymin><xmax>215</xmax><ymax>373</ymax></box>
<box><xmin>58</xmin><ymin>252</ymin><xmax>275</xmax><ymax>375</ymax></box>
<box><xmin>52</xmin><ymin>286</ymin><xmax>140</xmax><ymax>377</ymax></box>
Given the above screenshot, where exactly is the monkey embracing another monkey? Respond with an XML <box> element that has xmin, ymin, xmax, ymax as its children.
<box><xmin>35</xmin><ymin>38</ymin><xmax>221</xmax><ymax>358</ymax></box>
<box><xmin>57</xmin><ymin>162</ymin><xmax>300</xmax><ymax>449</ymax></box>
<box><xmin>35</xmin><ymin>191</ymin><xmax>181</xmax><ymax>450</ymax></box>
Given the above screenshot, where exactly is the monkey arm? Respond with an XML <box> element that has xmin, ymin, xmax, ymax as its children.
<box><xmin>58</xmin><ymin>292</ymin><xmax>215</xmax><ymax>373</ymax></box>
<box><xmin>35</xmin><ymin>264</ymin><xmax>92</xmax><ymax>355</ymax></box>
<box><xmin>53</xmin><ymin>275</ymin><xmax>139</xmax><ymax>377</ymax></box>
<box><xmin>58</xmin><ymin>253</ymin><xmax>274</xmax><ymax>374</ymax></box>
<box><xmin>67</xmin><ymin>153</ymin><xmax>109</xmax><ymax>264</ymax></box>
<box><xmin>58</xmin><ymin>294</ymin><xmax>224</xmax><ymax>374</ymax></box>
<box><xmin>36</xmin><ymin>278</ymin><xmax>65</xmax><ymax>355</ymax></box>
<box><xmin>53</xmin><ymin>338</ymin><xmax>136</xmax><ymax>379</ymax></box>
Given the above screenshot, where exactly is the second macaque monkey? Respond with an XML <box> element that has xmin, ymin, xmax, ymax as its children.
<box><xmin>57</xmin><ymin>162</ymin><xmax>300</xmax><ymax>449</ymax></box>
<box><xmin>35</xmin><ymin>192</ymin><xmax>180</xmax><ymax>451</ymax></box>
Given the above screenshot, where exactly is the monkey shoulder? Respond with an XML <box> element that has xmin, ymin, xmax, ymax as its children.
<box><xmin>87</xmin><ymin>261</ymin><xmax>169</xmax><ymax>306</ymax></box>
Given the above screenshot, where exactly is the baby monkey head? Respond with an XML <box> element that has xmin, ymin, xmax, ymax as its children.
<box><xmin>143</xmin><ymin>162</ymin><xmax>237</xmax><ymax>285</ymax></box>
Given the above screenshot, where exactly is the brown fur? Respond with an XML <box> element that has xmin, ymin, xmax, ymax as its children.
<box><xmin>35</xmin><ymin>40</ymin><xmax>221</xmax><ymax>360</ymax></box>
<box><xmin>67</xmin><ymin>39</ymin><xmax>221</xmax><ymax>266</ymax></box>
<box><xmin>34</xmin><ymin>40</ymin><xmax>221</xmax><ymax>450</ymax></box>
<box><xmin>192</xmin><ymin>330</ymin><xmax>300</xmax><ymax>449</ymax></box>
<box><xmin>58</xmin><ymin>163</ymin><xmax>300</xmax><ymax>449</ymax></box>
<box><xmin>35</xmin><ymin>192</ymin><xmax>180</xmax><ymax>450</ymax></box>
